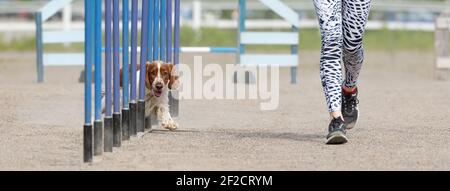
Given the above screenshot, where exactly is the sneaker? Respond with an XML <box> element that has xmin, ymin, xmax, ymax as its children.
<box><xmin>326</xmin><ymin>117</ymin><xmax>348</xmax><ymax>144</ymax></box>
<box><xmin>342</xmin><ymin>87</ymin><xmax>359</xmax><ymax>129</ymax></box>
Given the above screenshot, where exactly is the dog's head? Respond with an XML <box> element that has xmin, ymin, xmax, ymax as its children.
<box><xmin>145</xmin><ymin>61</ymin><xmax>179</xmax><ymax>97</ymax></box>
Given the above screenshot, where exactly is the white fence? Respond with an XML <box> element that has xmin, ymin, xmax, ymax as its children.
<box><xmin>2</xmin><ymin>0</ymin><xmax>450</xmax><ymax>33</ymax></box>
<box><xmin>435</xmin><ymin>15</ymin><xmax>450</xmax><ymax>80</ymax></box>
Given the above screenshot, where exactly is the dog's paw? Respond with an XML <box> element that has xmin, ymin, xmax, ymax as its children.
<box><xmin>162</xmin><ymin>121</ymin><xmax>178</xmax><ymax>131</ymax></box>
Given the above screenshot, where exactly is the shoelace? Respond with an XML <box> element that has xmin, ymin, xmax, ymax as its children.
<box><xmin>343</xmin><ymin>96</ymin><xmax>359</xmax><ymax>112</ymax></box>
<box><xmin>330</xmin><ymin>118</ymin><xmax>344</xmax><ymax>131</ymax></box>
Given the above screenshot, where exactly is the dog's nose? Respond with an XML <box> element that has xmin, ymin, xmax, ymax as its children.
<box><xmin>156</xmin><ymin>83</ymin><xmax>163</xmax><ymax>89</ymax></box>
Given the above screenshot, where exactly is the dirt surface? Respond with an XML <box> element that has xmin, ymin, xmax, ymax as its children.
<box><xmin>0</xmin><ymin>51</ymin><xmax>449</xmax><ymax>170</ymax></box>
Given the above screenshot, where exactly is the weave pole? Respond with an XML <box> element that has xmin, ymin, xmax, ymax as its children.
<box><xmin>83</xmin><ymin>0</ymin><xmax>94</xmax><ymax>163</ymax></box>
<box><xmin>153</xmin><ymin>0</ymin><xmax>159</xmax><ymax>60</ymax></box>
<box><xmin>112</xmin><ymin>0</ymin><xmax>122</xmax><ymax>147</ymax></box>
<box><xmin>130</xmin><ymin>0</ymin><xmax>138</xmax><ymax>137</ymax></box>
<box><xmin>174</xmin><ymin>0</ymin><xmax>180</xmax><ymax>71</ymax></box>
<box><xmin>160</xmin><ymin>0</ymin><xmax>166</xmax><ymax>62</ymax></box>
<box><xmin>122</xmin><ymin>0</ymin><xmax>130</xmax><ymax>141</ymax></box>
<box><xmin>145</xmin><ymin>0</ymin><xmax>154</xmax><ymax>130</ymax></box>
<box><xmin>171</xmin><ymin>0</ymin><xmax>180</xmax><ymax>117</ymax></box>
<box><xmin>104</xmin><ymin>0</ymin><xmax>113</xmax><ymax>152</ymax></box>
<box><xmin>147</xmin><ymin>0</ymin><xmax>154</xmax><ymax>62</ymax></box>
<box><xmin>94</xmin><ymin>0</ymin><xmax>103</xmax><ymax>156</ymax></box>
<box><xmin>166</xmin><ymin>0</ymin><xmax>172</xmax><ymax>63</ymax></box>
<box><xmin>137</xmin><ymin>0</ymin><xmax>149</xmax><ymax>133</ymax></box>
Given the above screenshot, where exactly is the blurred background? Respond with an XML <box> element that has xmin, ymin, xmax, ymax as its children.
<box><xmin>1</xmin><ymin>0</ymin><xmax>449</xmax><ymax>52</ymax></box>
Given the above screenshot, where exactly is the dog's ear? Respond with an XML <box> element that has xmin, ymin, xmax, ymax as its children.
<box><xmin>145</xmin><ymin>61</ymin><xmax>152</xmax><ymax>89</ymax></box>
<box><xmin>168</xmin><ymin>63</ymin><xmax>179</xmax><ymax>90</ymax></box>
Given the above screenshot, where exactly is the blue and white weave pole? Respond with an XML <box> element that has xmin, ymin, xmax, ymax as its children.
<box><xmin>167</xmin><ymin>0</ymin><xmax>175</xmax><ymax>116</ymax></box>
<box><xmin>94</xmin><ymin>0</ymin><xmax>102</xmax><ymax>121</ymax></box>
<box><xmin>112</xmin><ymin>0</ymin><xmax>122</xmax><ymax>147</ymax></box>
<box><xmin>147</xmin><ymin>0</ymin><xmax>154</xmax><ymax>62</ymax></box>
<box><xmin>129</xmin><ymin>0</ymin><xmax>138</xmax><ymax>136</ymax></box>
<box><xmin>139</xmin><ymin>0</ymin><xmax>149</xmax><ymax>100</ymax></box>
<box><xmin>93</xmin><ymin>0</ymin><xmax>103</xmax><ymax>156</ymax></box>
<box><xmin>160</xmin><ymin>0</ymin><xmax>166</xmax><ymax>62</ymax></box>
<box><xmin>153</xmin><ymin>0</ymin><xmax>159</xmax><ymax>60</ymax></box>
<box><xmin>137</xmin><ymin>0</ymin><xmax>149</xmax><ymax>133</ymax></box>
<box><xmin>145</xmin><ymin>0</ymin><xmax>154</xmax><ymax>130</ymax></box>
<box><xmin>83</xmin><ymin>0</ymin><xmax>93</xmax><ymax>163</ymax></box>
<box><xmin>174</xmin><ymin>0</ymin><xmax>180</xmax><ymax>66</ymax></box>
<box><xmin>105</xmin><ymin>0</ymin><xmax>112</xmax><ymax>120</ymax></box>
<box><xmin>122</xmin><ymin>0</ymin><xmax>130</xmax><ymax>140</ymax></box>
<box><xmin>104</xmin><ymin>0</ymin><xmax>113</xmax><ymax>152</ymax></box>
<box><xmin>122</xmin><ymin>0</ymin><xmax>129</xmax><ymax>110</ymax></box>
<box><xmin>113</xmin><ymin>0</ymin><xmax>120</xmax><ymax>117</ymax></box>
<box><xmin>166</xmin><ymin>0</ymin><xmax>172</xmax><ymax>63</ymax></box>
<box><xmin>171</xmin><ymin>0</ymin><xmax>180</xmax><ymax>117</ymax></box>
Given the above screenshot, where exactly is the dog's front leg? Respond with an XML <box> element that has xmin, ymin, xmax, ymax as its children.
<box><xmin>156</xmin><ymin>105</ymin><xmax>178</xmax><ymax>131</ymax></box>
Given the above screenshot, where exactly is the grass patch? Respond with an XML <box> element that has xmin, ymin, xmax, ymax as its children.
<box><xmin>364</xmin><ymin>28</ymin><xmax>435</xmax><ymax>51</ymax></box>
<box><xmin>177</xmin><ymin>27</ymin><xmax>437</xmax><ymax>53</ymax></box>
<box><xmin>0</xmin><ymin>28</ymin><xmax>438</xmax><ymax>52</ymax></box>
<box><xmin>0</xmin><ymin>34</ymin><xmax>36</xmax><ymax>51</ymax></box>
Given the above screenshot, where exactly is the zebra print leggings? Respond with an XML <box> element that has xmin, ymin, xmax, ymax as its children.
<box><xmin>313</xmin><ymin>0</ymin><xmax>371</xmax><ymax>112</ymax></box>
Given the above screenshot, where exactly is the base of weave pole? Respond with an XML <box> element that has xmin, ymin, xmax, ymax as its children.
<box><xmin>129</xmin><ymin>102</ymin><xmax>137</xmax><ymax>136</ymax></box>
<box><xmin>169</xmin><ymin>91</ymin><xmax>179</xmax><ymax>118</ymax></box>
<box><xmin>113</xmin><ymin>113</ymin><xmax>121</xmax><ymax>147</ymax></box>
<box><xmin>137</xmin><ymin>100</ymin><xmax>145</xmax><ymax>133</ymax></box>
<box><xmin>104</xmin><ymin>116</ymin><xmax>113</xmax><ymax>152</ymax></box>
<box><xmin>93</xmin><ymin>120</ymin><xmax>103</xmax><ymax>156</ymax></box>
<box><xmin>122</xmin><ymin>108</ymin><xmax>130</xmax><ymax>140</ymax></box>
<box><xmin>83</xmin><ymin>124</ymin><xmax>93</xmax><ymax>163</ymax></box>
<box><xmin>145</xmin><ymin>116</ymin><xmax>152</xmax><ymax>130</ymax></box>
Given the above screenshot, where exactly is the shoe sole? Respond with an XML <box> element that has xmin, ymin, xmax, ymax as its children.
<box><xmin>345</xmin><ymin>108</ymin><xmax>359</xmax><ymax>130</ymax></box>
<box><xmin>326</xmin><ymin>133</ymin><xmax>348</xmax><ymax>144</ymax></box>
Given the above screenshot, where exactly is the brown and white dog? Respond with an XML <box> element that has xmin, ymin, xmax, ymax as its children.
<box><xmin>143</xmin><ymin>60</ymin><xmax>179</xmax><ymax>131</ymax></box>
<box><xmin>103</xmin><ymin>60</ymin><xmax>179</xmax><ymax>131</ymax></box>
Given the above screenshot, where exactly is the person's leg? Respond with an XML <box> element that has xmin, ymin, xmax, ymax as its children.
<box><xmin>342</xmin><ymin>0</ymin><xmax>371</xmax><ymax>89</ymax></box>
<box><xmin>313</xmin><ymin>0</ymin><xmax>348</xmax><ymax>144</ymax></box>
<box><xmin>313</xmin><ymin>0</ymin><xmax>344</xmax><ymax>117</ymax></box>
<box><xmin>341</xmin><ymin>0</ymin><xmax>371</xmax><ymax>129</ymax></box>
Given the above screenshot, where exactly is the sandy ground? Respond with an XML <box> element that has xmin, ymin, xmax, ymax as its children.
<box><xmin>0</xmin><ymin>51</ymin><xmax>449</xmax><ymax>171</ymax></box>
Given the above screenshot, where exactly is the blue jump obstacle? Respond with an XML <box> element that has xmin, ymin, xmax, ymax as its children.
<box><xmin>84</xmin><ymin>0</ymin><xmax>181</xmax><ymax>163</ymax></box>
